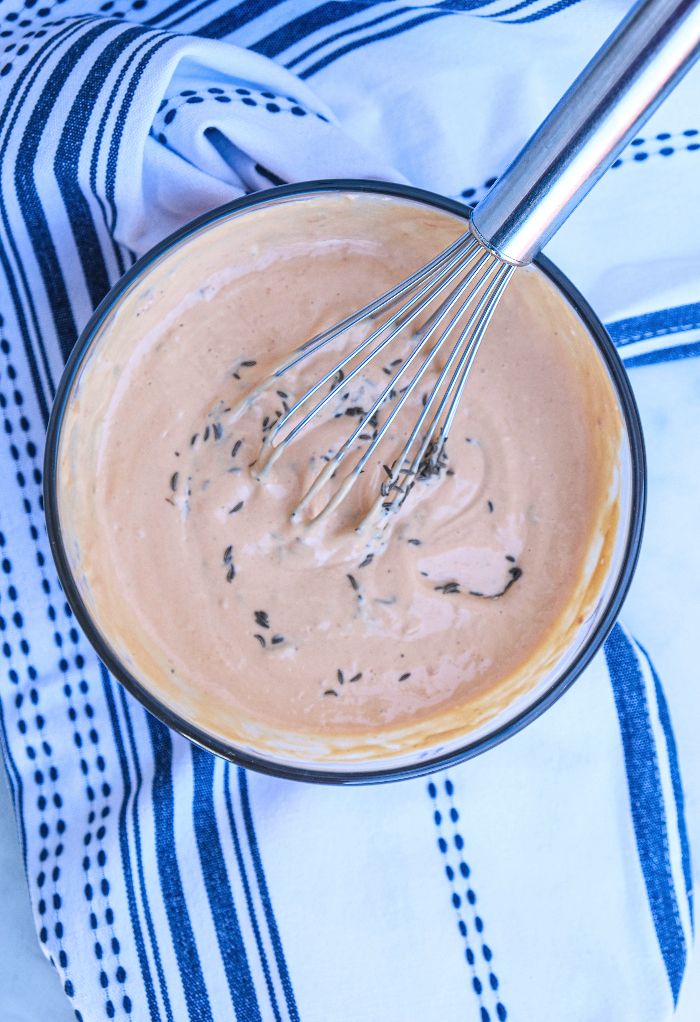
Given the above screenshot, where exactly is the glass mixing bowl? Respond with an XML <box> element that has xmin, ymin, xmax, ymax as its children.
<box><xmin>44</xmin><ymin>181</ymin><xmax>646</xmax><ymax>783</ymax></box>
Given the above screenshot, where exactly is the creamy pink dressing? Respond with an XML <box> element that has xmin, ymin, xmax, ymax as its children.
<box><xmin>57</xmin><ymin>193</ymin><xmax>622</xmax><ymax>768</ymax></box>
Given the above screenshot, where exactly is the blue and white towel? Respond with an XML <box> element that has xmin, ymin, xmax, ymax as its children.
<box><xmin>0</xmin><ymin>0</ymin><xmax>698</xmax><ymax>1019</ymax></box>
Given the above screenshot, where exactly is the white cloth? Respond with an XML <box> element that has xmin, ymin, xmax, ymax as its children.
<box><xmin>0</xmin><ymin>1</ymin><xmax>698</xmax><ymax>1020</ymax></box>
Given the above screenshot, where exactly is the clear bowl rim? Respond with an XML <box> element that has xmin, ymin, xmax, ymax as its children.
<box><xmin>43</xmin><ymin>179</ymin><xmax>647</xmax><ymax>785</ymax></box>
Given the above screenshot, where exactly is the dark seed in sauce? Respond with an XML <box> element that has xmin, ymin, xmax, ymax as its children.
<box><xmin>436</xmin><ymin>582</ymin><xmax>460</xmax><ymax>594</ymax></box>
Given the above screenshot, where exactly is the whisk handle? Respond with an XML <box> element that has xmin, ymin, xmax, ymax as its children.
<box><xmin>470</xmin><ymin>0</ymin><xmax>700</xmax><ymax>265</ymax></box>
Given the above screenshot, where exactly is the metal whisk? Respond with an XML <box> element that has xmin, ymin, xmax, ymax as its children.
<box><xmin>239</xmin><ymin>0</ymin><xmax>700</xmax><ymax>530</ymax></box>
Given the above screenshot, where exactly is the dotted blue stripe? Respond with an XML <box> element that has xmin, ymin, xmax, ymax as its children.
<box><xmin>2</xmin><ymin>333</ymin><xmax>135</xmax><ymax>1015</ymax></box>
<box><xmin>297</xmin><ymin>10</ymin><xmax>451</xmax><ymax>78</ymax></box>
<box><xmin>604</xmin><ymin>625</ymin><xmax>686</xmax><ymax>1004</ymax></box>
<box><xmin>71</xmin><ymin>665</ymin><xmax>129</xmax><ymax>1020</ymax></box>
<box><xmin>635</xmin><ymin>643</ymin><xmax>694</xmax><ymax>933</ymax></box>
<box><xmin>191</xmin><ymin>745</ymin><xmax>262</xmax><ymax>1022</ymax></box>
<box><xmin>428</xmin><ymin>778</ymin><xmax>507</xmax><ymax>1022</ymax></box>
<box><xmin>1</xmin><ymin>521</ymin><xmax>77</xmax><ymax>1004</ymax></box>
<box><xmin>238</xmin><ymin>769</ymin><xmax>300</xmax><ymax>1022</ymax></box>
<box><xmin>3</xmin><ymin>331</ymin><xmax>134</xmax><ymax>1015</ymax></box>
<box><xmin>147</xmin><ymin>715</ymin><xmax>214</xmax><ymax>1022</ymax></box>
<box><xmin>609</xmin><ymin>128</ymin><xmax>700</xmax><ymax>170</ymax></box>
<box><xmin>223</xmin><ymin>762</ymin><xmax>283</xmax><ymax>1022</ymax></box>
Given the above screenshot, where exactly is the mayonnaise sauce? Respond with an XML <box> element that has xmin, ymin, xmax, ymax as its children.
<box><xmin>57</xmin><ymin>192</ymin><xmax>622</xmax><ymax>768</ymax></box>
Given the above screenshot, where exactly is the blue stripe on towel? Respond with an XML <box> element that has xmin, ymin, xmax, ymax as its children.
<box><xmin>636</xmin><ymin>643</ymin><xmax>694</xmax><ymax>932</ymax></box>
<box><xmin>194</xmin><ymin>0</ymin><xmax>288</xmax><ymax>38</ymax></box>
<box><xmin>118</xmin><ymin>687</ymin><xmax>175</xmax><ymax>1022</ymax></box>
<box><xmin>621</xmin><ymin>339</ymin><xmax>700</xmax><ymax>368</ymax></box>
<box><xmin>505</xmin><ymin>0</ymin><xmax>584</xmax><ymax>22</ymax></box>
<box><xmin>0</xmin><ymin>240</ymin><xmax>52</xmax><ymax>424</ymax></box>
<box><xmin>284</xmin><ymin>6</ymin><xmax>412</xmax><ymax>69</ymax></box>
<box><xmin>223</xmin><ymin>763</ymin><xmax>283</xmax><ymax>1022</ymax></box>
<box><xmin>607</xmin><ymin>302</ymin><xmax>700</xmax><ymax>346</ymax></box>
<box><xmin>54</xmin><ymin>26</ymin><xmax>148</xmax><ymax>311</ymax></box>
<box><xmin>480</xmin><ymin>0</ymin><xmax>541</xmax><ymax>19</ymax></box>
<box><xmin>13</xmin><ymin>21</ymin><xmax>116</xmax><ymax>359</ymax></box>
<box><xmin>147</xmin><ymin>715</ymin><xmax>214</xmax><ymax>1022</ymax></box>
<box><xmin>191</xmin><ymin>745</ymin><xmax>262</xmax><ymax>1021</ymax></box>
<box><xmin>144</xmin><ymin>0</ymin><xmax>212</xmax><ymax>24</ymax></box>
<box><xmin>0</xmin><ymin>689</ymin><xmax>26</xmax><ymax>868</ymax></box>
<box><xmin>161</xmin><ymin>0</ymin><xmax>223</xmax><ymax>31</ymax></box>
<box><xmin>436</xmin><ymin>0</ymin><xmax>500</xmax><ymax>10</ymax></box>
<box><xmin>101</xmin><ymin>665</ymin><xmax>164</xmax><ymax>1022</ymax></box>
<box><xmin>88</xmin><ymin>30</ymin><xmax>165</xmax><ymax>281</ymax></box>
<box><xmin>103</xmin><ymin>36</ymin><xmax>173</xmax><ymax>247</ymax></box>
<box><xmin>251</xmin><ymin>1</ymin><xmax>379</xmax><ymax>59</ymax></box>
<box><xmin>238</xmin><ymin>769</ymin><xmax>300</xmax><ymax>1022</ymax></box>
<box><xmin>297</xmin><ymin>10</ymin><xmax>450</xmax><ymax>78</ymax></box>
<box><xmin>0</xmin><ymin>20</ymin><xmax>89</xmax><ymax>410</ymax></box>
<box><xmin>604</xmin><ymin>625</ymin><xmax>686</xmax><ymax>1003</ymax></box>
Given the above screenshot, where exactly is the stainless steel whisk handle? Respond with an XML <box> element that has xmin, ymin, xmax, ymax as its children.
<box><xmin>471</xmin><ymin>0</ymin><xmax>700</xmax><ymax>266</ymax></box>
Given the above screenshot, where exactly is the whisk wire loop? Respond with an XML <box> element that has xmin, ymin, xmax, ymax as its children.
<box><xmin>254</xmin><ymin>236</ymin><xmax>483</xmax><ymax>479</ymax></box>
<box><xmin>366</xmin><ymin>262</ymin><xmax>515</xmax><ymax>528</ymax></box>
<box><xmin>235</xmin><ymin>234</ymin><xmax>478</xmax><ymax>420</ymax></box>
<box><xmin>288</xmin><ymin>250</ymin><xmax>502</xmax><ymax>522</ymax></box>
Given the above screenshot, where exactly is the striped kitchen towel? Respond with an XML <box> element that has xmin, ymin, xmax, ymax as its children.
<box><xmin>0</xmin><ymin>0</ymin><xmax>698</xmax><ymax>1019</ymax></box>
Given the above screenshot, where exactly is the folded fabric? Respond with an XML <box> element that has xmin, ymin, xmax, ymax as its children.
<box><xmin>0</xmin><ymin>2</ymin><xmax>698</xmax><ymax>1021</ymax></box>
